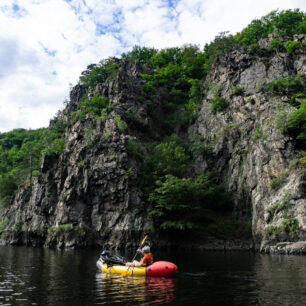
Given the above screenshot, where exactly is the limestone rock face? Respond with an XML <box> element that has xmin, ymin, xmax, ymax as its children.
<box><xmin>1</xmin><ymin>60</ymin><xmax>154</xmax><ymax>249</ymax></box>
<box><xmin>0</xmin><ymin>37</ymin><xmax>305</xmax><ymax>253</ymax></box>
<box><xmin>189</xmin><ymin>35</ymin><xmax>306</xmax><ymax>253</ymax></box>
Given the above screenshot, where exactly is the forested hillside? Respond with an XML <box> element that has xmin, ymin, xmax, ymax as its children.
<box><xmin>0</xmin><ymin>10</ymin><xmax>305</xmax><ymax>252</ymax></box>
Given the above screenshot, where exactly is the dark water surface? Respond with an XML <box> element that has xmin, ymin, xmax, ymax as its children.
<box><xmin>0</xmin><ymin>246</ymin><xmax>306</xmax><ymax>305</ymax></box>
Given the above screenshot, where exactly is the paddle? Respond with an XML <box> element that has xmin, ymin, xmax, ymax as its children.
<box><xmin>122</xmin><ymin>235</ymin><xmax>148</xmax><ymax>277</ymax></box>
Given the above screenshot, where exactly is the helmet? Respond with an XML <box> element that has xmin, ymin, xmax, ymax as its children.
<box><xmin>101</xmin><ymin>250</ymin><xmax>109</xmax><ymax>256</ymax></box>
<box><xmin>142</xmin><ymin>246</ymin><xmax>150</xmax><ymax>253</ymax></box>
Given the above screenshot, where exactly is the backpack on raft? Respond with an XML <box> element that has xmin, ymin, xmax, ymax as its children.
<box><xmin>101</xmin><ymin>253</ymin><xmax>126</xmax><ymax>266</ymax></box>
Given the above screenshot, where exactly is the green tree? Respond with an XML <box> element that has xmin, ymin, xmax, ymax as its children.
<box><xmin>79</xmin><ymin>58</ymin><xmax>121</xmax><ymax>88</ymax></box>
<box><xmin>122</xmin><ymin>46</ymin><xmax>157</xmax><ymax>64</ymax></box>
<box><xmin>0</xmin><ymin>173</ymin><xmax>18</xmax><ymax>207</ymax></box>
<box><xmin>149</xmin><ymin>173</ymin><xmax>232</xmax><ymax>231</ymax></box>
<box><xmin>149</xmin><ymin>134</ymin><xmax>191</xmax><ymax>178</ymax></box>
<box><xmin>236</xmin><ymin>10</ymin><xmax>306</xmax><ymax>46</ymax></box>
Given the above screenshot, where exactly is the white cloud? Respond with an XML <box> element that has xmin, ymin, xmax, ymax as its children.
<box><xmin>0</xmin><ymin>0</ymin><xmax>305</xmax><ymax>132</ymax></box>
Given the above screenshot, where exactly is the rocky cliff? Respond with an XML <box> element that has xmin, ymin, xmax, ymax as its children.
<box><xmin>1</xmin><ymin>60</ymin><xmax>156</xmax><ymax>249</ymax></box>
<box><xmin>0</xmin><ymin>35</ymin><xmax>305</xmax><ymax>254</ymax></box>
<box><xmin>189</xmin><ymin>35</ymin><xmax>306</xmax><ymax>254</ymax></box>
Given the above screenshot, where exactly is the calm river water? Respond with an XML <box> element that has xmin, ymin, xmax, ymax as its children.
<box><xmin>0</xmin><ymin>245</ymin><xmax>305</xmax><ymax>305</ymax></box>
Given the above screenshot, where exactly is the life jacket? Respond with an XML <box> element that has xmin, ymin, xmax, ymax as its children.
<box><xmin>141</xmin><ymin>253</ymin><xmax>153</xmax><ymax>266</ymax></box>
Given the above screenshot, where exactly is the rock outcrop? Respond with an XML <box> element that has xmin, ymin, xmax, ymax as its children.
<box><xmin>1</xmin><ymin>60</ymin><xmax>155</xmax><ymax>249</ymax></box>
<box><xmin>189</xmin><ymin>34</ymin><xmax>306</xmax><ymax>253</ymax></box>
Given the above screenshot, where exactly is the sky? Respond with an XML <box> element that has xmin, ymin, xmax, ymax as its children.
<box><xmin>0</xmin><ymin>0</ymin><xmax>305</xmax><ymax>132</ymax></box>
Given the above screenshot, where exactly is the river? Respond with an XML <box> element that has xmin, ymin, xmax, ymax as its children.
<box><xmin>0</xmin><ymin>246</ymin><xmax>305</xmax><ymax>305</ymax></box>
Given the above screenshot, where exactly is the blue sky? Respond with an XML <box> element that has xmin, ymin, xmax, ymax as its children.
<box><xmin>0</xmin><ymin>0</ymin><xmax>305</xmax><ymax>132</ymax></box>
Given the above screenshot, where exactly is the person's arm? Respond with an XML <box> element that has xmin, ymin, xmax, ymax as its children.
<box><xmin>136</xmin><ymin>249</ymin><xmax>143</xmax><ymax>255</ymax></box>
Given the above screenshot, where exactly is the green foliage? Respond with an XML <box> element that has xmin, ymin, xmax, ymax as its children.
<box><xmin>252</xmin><ymin>127</ymin><xmax>263</xmax><ymax>142</ymax></box>
<box><xmin>126</xmin><ymin>140</ymin><xmax>144</xmax><ymax>162</ymax></box>
<box><xmin>286</xmin><ymin>40</ymin><xmax>302</xmax><ymax>53</ymax></box>
<box><xmin>0</xmin><ymin>173</ymin><xmax>18</xmax><ymax>207</ymax></box>
<box><xmin>0</xmin><ymin>115</ymin><xmax>68</xmax><ymax>206</ymax></box>
<box><xmin>280</xmin><ymin>215</ymin><xmax>300</xmax><ymax>236</ymax></box>
<box><xmin>41</xmin><ymin>132</ymin><xmax>65</xmax><ymax>157</ymax></box>
<box><xmin>184</xmin><ymin>98</ymin><xmax>199</xmax><ymax>125</ymax></box>
<box><xmin>31</xmin><ymin>170</ymin><xmax>41</xmax><ymax>177</ymax></box>
<box><xmin>48</xmin><ymin>223</ymin><xmax>87</xmax><ymax>237</ymax></box>
<box><xmin>79</xmin><ymin>94</ymin><xmax>110</xmax><ymax>118</ymax></box>
<box><xmin>273</xmin><ymin>97</ymin><xmax>305</xmax><ymax>148</ymax></box>
<box><xmin>0</xmin><ymin>218</ymin><xmax>8</xmax><ymax>234</ymax></box>
<box><xmin>267</xmin><ymin>192</ymin><xmax>291</xmax><ymax>215</ymax></box>
<box><xmin>140</xmin><ymin>45</ymin><xmax>206</xmax><ymax>132</ymax></box>
<box><xmin>236</xmin><ymin>9</ymin><xmax>306</xmax><ymax>46</ymax></box>
<box><xmin>114</xmin><ymin>115</ymin><xmax>127</xmax><ymax>132</ymax></box>
<box><xmin>273</xmin><ymin>103</ymin><xmax>292</xmax><ymax>132</ymax></box>
<box><xmin>288</xmin><ymin>100</ymin><xmax>306</xmax><ymax>142</ymax></box>
<box><xmin>265</xmin><ymin>75</ymin><xmax>305</xmax><ymax>98</ymax></box>
<box><xmin>245</xmin><ymin>44</ymin><xmax>265</xmax><ymax>56</ymax></box>
<box><xmin>190</xmin><ymin>143</ymin><xmax>212</xmax><ymax>158</ymax></box>
<box><xmin>42</xmin><ymin>114</ymin><xmax>68</xmax><ymax>157</ymax></box>
<box><xmin>270</xmin><ymin>172</ymin><xmax>288</xmax><ymax>189</ymax></box>
<box><xmin>100</xmin><ymin>109</ymin><xmax>109</xmax><ymax>122</ymax></box>
<box><xmin>289</xmin><ymin>151</ymin><xmax>306</xmax><ymax>170</ymax></box>
<box><xmin>203</xmin><ymin>31</ymin><xmax>237</xmax><ymax>73</ymax></box>
<box><xmin>0</xmin><ymin>128</ymin><xmax>47</xmax><ymax>206</ymax></box>
<box><xmin>103</xmin><ymin>130</ymin><xmax>111</xmax><ymax>140</ymax></box>
<box><xmin>149</xmin><ymin>173</ymin><xmax>232</xmax><ymax>231</ymax></box>
<box><xmin>0</xmin><ymin>128</ymin><xmax>45</xmax><ymax>174</ymax></box>
<box><xmin>125</xmin><ymin>167</ymin><xmax>134</xmax><ymax>178</ymax></box>
<box><xmin>149</xmin><ymin>134</ymin><xmax>191</xmax><ymax>178</ymax></box>
<box><xmin>124</xmin><ymin>107</ymin><xmax>147</xmax><ymax>132</ymax></box>
<box><xmin>210</xmin><ymin>94</ymin><xmax>228</xmax><ymax>113</ymax></box>
<box><xmin>133</xmin><ymin>132</ymin><xmax>233</xmax><ymax>233</ymax></box>
<box><xmin>231</xmin><ymin>85</ymin><xmax>243</xmax><ymax>95</ymax></box>
<box><xmin>122</xmin><ymin>46</ymin><xmax>158</xmax><ymax>64</ymax></box>
<box><xmin>265</xmin><ymin>216</ymin><xmax>300</xmax><ymax>237</ymax></box>
<box><xmin>215</xmin><ymin>124</ymin><xmax>240</xmax><ymax>144</ymax></box>
<box><xmin>79</xmin><ymin>58</ymin><xmax>120</xmax><ymax>88</ymax></box>
<box><xmin>183</xmin><ymin>79</ymin><xmax>203</xmax><ymax>124</ymax></box>
<box><xmin>137</xmin><ymin>135</ymin><xmax>193</xmax><ymax>198</ymax></box>
<box><xmin>270</xmin><ymin>39</ymin><xmax>283</xmax><ymax>51</ymax></box>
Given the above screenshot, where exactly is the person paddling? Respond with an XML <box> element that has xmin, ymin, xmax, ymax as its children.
<box><xmin>126</xmin><ymin>245</ymin><xmax>153</xmax><ymax>267</ymax></box>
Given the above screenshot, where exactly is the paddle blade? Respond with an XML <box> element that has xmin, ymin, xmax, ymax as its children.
<box><xmin>140</xmin><ymin>235</ymin><xmax>148</xmax><ymax>246</ymax></box>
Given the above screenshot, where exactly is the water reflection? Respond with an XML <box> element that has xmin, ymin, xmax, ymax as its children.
<box><xmin>96</xmin><ymin>272</ymin><xmax>177</xmax><ymax>305</ymax></box>
<box><xmin>254</xmin><ymin>254</ymin><xmax>306</xmax><ymax>305</ymax></box>
<box><xmin>1</xmin><ymin>246</ymin><xmax>306</xmax><ymax>305</ymax></box>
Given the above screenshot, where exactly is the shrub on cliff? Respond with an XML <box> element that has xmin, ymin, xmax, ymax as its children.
<box><xmin>79</xmin><ymin>58</ymin><xmax>121</xmax><ymax>88</ymax></box>
<box><xmin>203</xmin><ymin>31</ymin><xmax>237</xmax><ymax>74</ymax></box>
<box><xmin>288</xmin><ymin>100</ymin><xmax>306</xmax><ymax>143</ymax></box>
<box><xmin>265</xmin><ymin>75</ymin><xmax>305</xmax><ymax>98</ymax></box>
<box><xmin>286</xmin><ymin>40</ymin><xmax>302</xmax><ymax>54</ymax></box>
<box><xmin>79</xmin><ymin>94</ymin><xmax>110</xmax><ymax>118</ymax></box>
<box><xmin>210</xmin><ymin>94</ymin><xmax>228</xmax><ymax>113</ymax></box>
